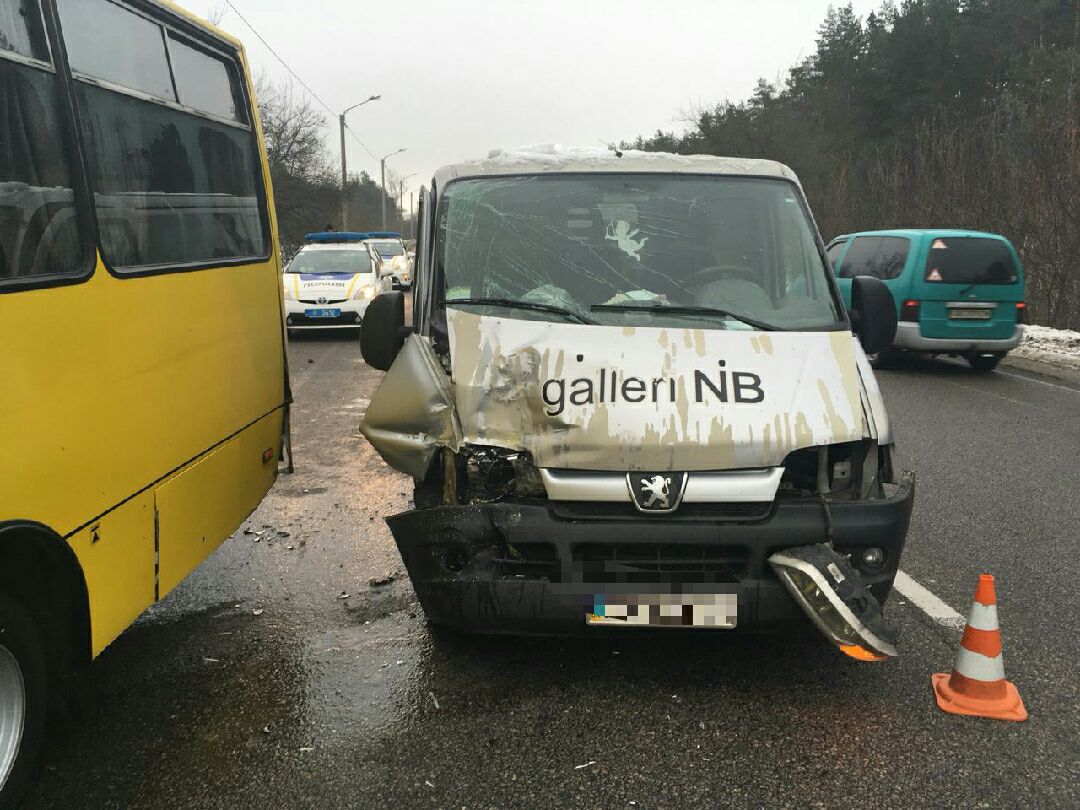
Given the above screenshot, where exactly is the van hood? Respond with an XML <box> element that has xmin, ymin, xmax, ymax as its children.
<box><xmin>447</xmin><ymin>308</ymin><xmax>873</xmax><ymax>471</ymax></box>
<box><xmin>285</xmin><ymin>271</ymin><xmax>376</xmax><ymax>298</ymax></box>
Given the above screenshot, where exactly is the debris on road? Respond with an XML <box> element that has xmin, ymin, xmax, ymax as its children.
<box><xmin>428</xmin><ymin>691</ymin><xmax>440</xmax><ymax>710</ymax></box>
<box><xmin>575</xmin><ymin>761</ymin><xmax>597</xmax><ymax>770</ymax></box>
<box><xmin>252</xmin><ymin>608</ymin><xmax>264</xmax><ymax>616</ymax></box>
<box><xmin>300</xmin><ymin>747</ymin><xmax>315</xmax><ymax>753</ymax></box>
<box><xmin>369</xmin><ymin>573</ymin><xmax>396</xmax><ymax>586</ymax></box>
<box><xmin>424</xmin><ymin>780</ymin><xmax>435</xmax><ymax>788</ymax></box>
<box><xmin>338</xmin><ymin>591</ymin><xmax>350</xmax><ymax>600</ymax></box>
<box><xmin>202</xmin><ymin>657</ymin><xmax>219</xmax><ymax>664</ymax></box>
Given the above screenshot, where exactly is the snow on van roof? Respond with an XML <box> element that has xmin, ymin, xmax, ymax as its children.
<box><xmin>432</xmin><ymin>145</ymin><xmax>799</xmax><ymax>187</ymax></box>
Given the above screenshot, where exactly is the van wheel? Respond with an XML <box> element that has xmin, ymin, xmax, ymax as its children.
<box><xmin>0</xmin><ymin>593</ymin><xmax>47</xmax><ymax>809</ymax></box>
<box><xmin>967</xmin><ymin>353</ymin><xmax>1003</xmax><ymax>372</ymax></box>
<box><xmin>866</xmin><ymin>348</ymin><xmax>899</xmax><ymax>369</ymax></box>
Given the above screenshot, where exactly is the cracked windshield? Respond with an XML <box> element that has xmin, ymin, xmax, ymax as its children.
<box><xmin>439</xmin><ymin>174</ymin><xmax>842</xmax><ymax>330</ymax></box>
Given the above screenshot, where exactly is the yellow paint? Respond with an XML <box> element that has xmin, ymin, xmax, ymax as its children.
<box><xmin>157</xmin><ymin>412</ymin><xmax>281</xmax><ymax>597</ymax></box>
<box><xmin>67</xmin><ymin>492</ymin><xmax>155</xmax><ymax>658</ymax></box>
<box><xmin>0</xmin><ymin>13</ymin><xmax>285</xmax><ymax>662</ymax></box>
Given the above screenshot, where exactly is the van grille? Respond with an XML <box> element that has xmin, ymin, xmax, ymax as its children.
<box><xmin>571</xmin><ymin>542</ymin><xmax>748</xmax><ymax>584</ymax></box>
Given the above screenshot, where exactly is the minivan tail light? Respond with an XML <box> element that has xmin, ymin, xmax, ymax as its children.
<box><xmin>900</xmin><ymin>300</ymin><xmax>920</xmax><ymax>322</ymax></box>
<box><xmin>1016</xmin><ymin>302</ymin><xmax>1027</xmax><ymax>324</ymax></box>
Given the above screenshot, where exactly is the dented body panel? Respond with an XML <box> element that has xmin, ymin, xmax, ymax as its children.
<box><xmin>446</xmin><ymin>309</ymin><xmax>871</xmax><ymax>471</ymax></box>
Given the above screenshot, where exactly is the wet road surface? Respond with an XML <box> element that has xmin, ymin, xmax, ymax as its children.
<box><xmin>23</xmin><ymin>335</ymin><xmax>1080</xmax><ymax>809</ymax></box>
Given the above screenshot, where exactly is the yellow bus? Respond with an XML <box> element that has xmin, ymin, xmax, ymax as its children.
<box><xmin>0</xmin><ymin>0</ymin><xmax>288</xmax><ymax>802</ymax></box>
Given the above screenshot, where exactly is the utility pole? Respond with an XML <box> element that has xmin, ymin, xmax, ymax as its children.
<box><xmin>379</xmin><ymin>147</ymin><xmax>406</xmax><ymax>230</ymax></box>
<box><xmin>338</xmin><ymin>94</ymin><xmax>381</xmax><ymax>230</ymax></box>
<box><xmin>397</xmin><ymin>173</ymin><xmax>416</xmax><ymax>230</ymax></box>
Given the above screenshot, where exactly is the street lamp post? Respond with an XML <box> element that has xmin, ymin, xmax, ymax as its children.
<box><xmin>339</xmin><ymin>94</ymin><xmax>381</xmax><ymax>229</ymax></box>
<box><xmin>380</xmin><ymin>147</ymin><xmax>406</xmax><ymax>230</ymax></box>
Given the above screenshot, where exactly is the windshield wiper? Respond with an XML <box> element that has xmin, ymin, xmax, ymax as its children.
<box><xmin>447</xmin><ymin>297</ymin><xmax>598</xmax><ymax>325</ymax></box>
<box><xmin>590</xmin><ymin>303</ymin><xmax>780</xmax><ymax>331</ymax></box>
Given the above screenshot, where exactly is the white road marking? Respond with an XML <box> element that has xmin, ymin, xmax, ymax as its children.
<box><xmin>998</xmin><ymin>368</ymin><xmax>1080</xmax><ymax>393</ymax></box>
<box><xmin>894</xmin><ymin>570</ymin><xmax>966</xmax><ymax>630</ymax></box>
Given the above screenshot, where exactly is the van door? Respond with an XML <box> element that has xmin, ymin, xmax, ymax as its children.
<box><xmin>916</xmin><ymin>235</ymin><xmax>1023</xmax><ymax>341</ymax></box>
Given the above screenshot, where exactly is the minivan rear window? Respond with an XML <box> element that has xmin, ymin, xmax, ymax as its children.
<box><xmin>925</xmin><ymin>237</ymin><xmax>1017</xmax><ymax>285</ymax></box>
<box><xmin>836</xmin><ymin>236</ymin><xmax>909</xmax><ymax>280</ymax></box>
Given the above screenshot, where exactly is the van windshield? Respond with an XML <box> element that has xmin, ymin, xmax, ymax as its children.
<box><xmin>925</xmin><ymin>237</ymin><xmax>1018</xmax><ymax>285</ymax></box>
<box><xmin>436</xmin><ymin>174</ymin><xmax>842</xmax><ymax>331</ymax></box>
<box><xmin>286</xmin><ymin>248</ymin><xmax>372</xmax><ymax>274</ymax></box>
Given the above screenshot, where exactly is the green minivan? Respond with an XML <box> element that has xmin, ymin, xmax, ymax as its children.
<box><xmin>828</xmin><ymin>229</ymin><xmax>1025</xmax><ymax>371</ymax></box>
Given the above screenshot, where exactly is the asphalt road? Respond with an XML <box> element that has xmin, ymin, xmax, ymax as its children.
<box><xmin>23</xmin><ymin>333</ymin><xmax>1080</xmax><ymax>809</ymax></box>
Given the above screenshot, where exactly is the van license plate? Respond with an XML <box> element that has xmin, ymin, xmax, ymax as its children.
<box><xmin>949</xmin><ymin>308</ymin><xmax>992</xmax><ymax>319</ymax></box>
<box><xmin>305</xmin><ymin>308</ymin><xmax>341</xmax><ymax>318</ymax></box>
<box><xmin>587</xmin><ymin>593</ymin><xmax>737</xmax><ymax>628</ymax></box>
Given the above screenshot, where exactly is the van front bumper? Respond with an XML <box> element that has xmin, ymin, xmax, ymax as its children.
<box><xmin>894</xmin><ymin>323</ymin><xmax>1023</xmax><ymax>352</ymax></box>
<box><xmin>386</xmin><ymin>474</ymin><xmax>915</xmax><ymax>634</ymax></box>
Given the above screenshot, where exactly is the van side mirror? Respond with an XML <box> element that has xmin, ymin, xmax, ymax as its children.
<box><xmin>361</xmin><ymin>291</ymin><xmax>408</xmax><ymax>370</ymax></box>
<box><xmin>849</xmin><ymin>276</ymin><xmax>897</xmax><ymax>355</ymax></box>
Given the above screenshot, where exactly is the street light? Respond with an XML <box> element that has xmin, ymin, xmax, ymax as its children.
<box><xmin>339</xmin><ymin>94</ymin><xmax>381</xmax><ymax>229</ymax></box>
<box><xmin>380</xmin><ymin>147</ymin><xmax>406</xmax><ymax>230</ymax></box>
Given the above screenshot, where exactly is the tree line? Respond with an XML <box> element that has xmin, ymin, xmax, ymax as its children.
<box><xmin>255</xmin><ymin>78</ymin><xmax>412</xmax><ymax>258</ymax></box>
<box><xmin>624</xmin><ymin>0</ymin><xmax>1080</xmax><ymax>329</ymax></box>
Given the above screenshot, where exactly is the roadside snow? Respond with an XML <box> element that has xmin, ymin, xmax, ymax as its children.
<box><xmin>1013</xmin><ymin>325</ymin><xmax>1080</xmax><ymax>369</ymax></box>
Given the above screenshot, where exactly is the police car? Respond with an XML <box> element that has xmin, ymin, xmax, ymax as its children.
<box><xmin>363</xmin><ymin>231</ymin><xmax>412</xmax><ymax>289</ymax></box>
<box><xmin>283</xmin><ymin>233</ymin><xmax>392</xmax><ymax>335</ymax></box>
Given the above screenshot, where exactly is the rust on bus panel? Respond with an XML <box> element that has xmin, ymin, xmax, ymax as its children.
<box><xmin>361</xmin><ymin>308</ymin><xmax>876</xmax><ymax>478</ymax></box>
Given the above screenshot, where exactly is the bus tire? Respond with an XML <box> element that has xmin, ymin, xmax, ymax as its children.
<box><xmin>0</xmin><ymin>592</ymin><xmax>47</xmax><ymax>810</ymax></box>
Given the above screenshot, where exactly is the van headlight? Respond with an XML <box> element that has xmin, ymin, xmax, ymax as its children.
<box><xmin>353</xmin><ymin>286</ymin><xmax>376</xmax><ymax>301</ymax></box>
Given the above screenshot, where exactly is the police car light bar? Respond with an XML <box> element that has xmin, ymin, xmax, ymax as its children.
<box><xmin>304</xmin><ymin>231</ymin><xmax>403</xmax><ymax>243</ymax></box>
<box><xmin>304</xmin><ymin>231</ymin><xmax>371</xmax><ymax>243</ymax></box>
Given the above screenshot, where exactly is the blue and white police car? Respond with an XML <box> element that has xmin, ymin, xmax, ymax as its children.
<box><xmin>363</xmin><ymin>231</ymin><xmax>412</xmax><ymax>289</ymax></box>
<box><xmin>283</xmin><ymin>232</ymin><xmax>392</xmax><ymax>336</ymax></box>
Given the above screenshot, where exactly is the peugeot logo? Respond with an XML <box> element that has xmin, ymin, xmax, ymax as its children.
<box><xmin>317</xmin><ymin>296</ymin><xmax>328</xmax><ymax>305</ymax></box>
<box><xmin>627</xmin><ymin>472</ymin><xmax>688</xmax><ymax>514</ymax></box>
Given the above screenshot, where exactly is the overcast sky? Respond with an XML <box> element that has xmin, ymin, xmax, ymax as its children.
<box><xmin>215</xmin><ymin>1</ymin><xmax>881</xmax><ymax>207</ymax></box>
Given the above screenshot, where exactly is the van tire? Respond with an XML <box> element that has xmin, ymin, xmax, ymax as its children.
<box><xmin>866</xmin><ymin>348</ymin><xmax>899</xmax><ymax>369</ymax></box>
<box><xmin>0</xmin><ymin>592</ymin><xmax>48</xmax><ymax>810</ymax></box>
<box><xmin>967</xmin><ymin>353</ymin><xmax>1002</xmax><ymax>372</ymax></box>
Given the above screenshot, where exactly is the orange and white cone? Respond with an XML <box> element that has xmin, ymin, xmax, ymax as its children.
<box><xmin>932</xmin><ymin>574</ymin><xmax>1027</xmax><ymax>721</ymax></box>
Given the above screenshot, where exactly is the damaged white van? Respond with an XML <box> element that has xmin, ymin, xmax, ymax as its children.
<box><xmin>359</xmin><ymin>147</ymin><xmax>914</xmax><ymax>660</ymax></box>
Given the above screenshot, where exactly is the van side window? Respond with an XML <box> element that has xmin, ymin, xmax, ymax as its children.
<box><xmin>825</xmin><ymin>240</ymin><xmax>846</xmax><ymax>268</ymax></box>
<box><xmin>58</xmin><ymin>0</ymin><xmax>267</xmax><ymax>271</ymax></box>
<box><xmin>837</xmin><ymin>236</ymin><xmax>909</xmax><ymax>280</ymax></box>
<box><xmin>0</xmin><ymin>0</ymin><xmax>87</xmax><ymax>284</ymax></box>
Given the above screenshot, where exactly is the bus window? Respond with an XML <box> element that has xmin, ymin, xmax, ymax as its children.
<box><xmin>58</xmin><ymin>0</ymin><xmax>267</xmax><ymax>270</ymax></box>
<box><xmin>0</xmin><ymin>0</ymin><xmax>86</xmax><ymax>283</ymax></box>
<box><xmin>168</xmin><ymin>34</ymin><xmax>246</xmax><ymax>123</ymax></box>
<box><xmin>55</xmin><ymin>0</ymin><xmax>175</xmax><ymax>100</ymax></box>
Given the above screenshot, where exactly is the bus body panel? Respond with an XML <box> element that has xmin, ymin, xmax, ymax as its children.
<box><xmin>0</xmin><ymin>255</ymin><xmax>285</xmax><ymax>538</ymax></box>
<box><xmin>156</xmin><ymin>409</ymin><xmax>281</xmax><ymax>598</ymax></box>
<box><xmin>66</xmin><ymin>491</ymin><xmax>156</xmax><ymax>658</ymax></box>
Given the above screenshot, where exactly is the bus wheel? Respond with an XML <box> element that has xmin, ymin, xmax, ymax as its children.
<box><xmin>0</xmin><ymin>592</ymin><xmax>47</xmax><ymax>809</ymax></box>
<box><xmin>967</xmin><ymin>352</ymin><xmax>1002</xmax><ymax>372</ymax></box>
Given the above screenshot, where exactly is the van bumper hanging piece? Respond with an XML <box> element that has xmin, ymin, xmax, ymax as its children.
<box><xmin>768</xmin><ymin>544</ymin><xmax>898</xmax><ymax>660</ymax></box>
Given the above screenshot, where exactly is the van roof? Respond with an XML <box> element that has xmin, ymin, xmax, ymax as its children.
<box><xmin>432</xmin><ymin>145</ymin><xmax>800</xmax><ymax>188</ymax></box>
<box><xmin>832</xmin><ymin>228</ymin><xmax>1012</xmax><ymax>242</ymax></box>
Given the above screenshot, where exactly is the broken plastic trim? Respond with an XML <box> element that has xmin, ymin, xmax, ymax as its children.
<box><xmin>768</xmin><ymin>544</ymin><xmax>898</xmax><ymax>660</ymax></box>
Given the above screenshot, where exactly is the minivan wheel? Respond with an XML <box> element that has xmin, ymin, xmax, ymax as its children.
<box><xmin>0</xmin><ymin>593</ymin><xmax>47</xmax><ymax>810</ymax></box>
<box><xmin>866</xmin><ymin>348</ymin><xmax>899</xmax><ymax>369</ymax></box>
<box><xmin>967</xmin><ymin>352</ymin><xmax>1003</xmax><ymax>372</ymax></box>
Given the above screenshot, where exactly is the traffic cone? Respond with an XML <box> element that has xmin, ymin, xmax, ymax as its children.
<box><xmin>932</xmin><ymin>574</ymin><xmax>1027</xmax><ymax>721</ymax></box>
